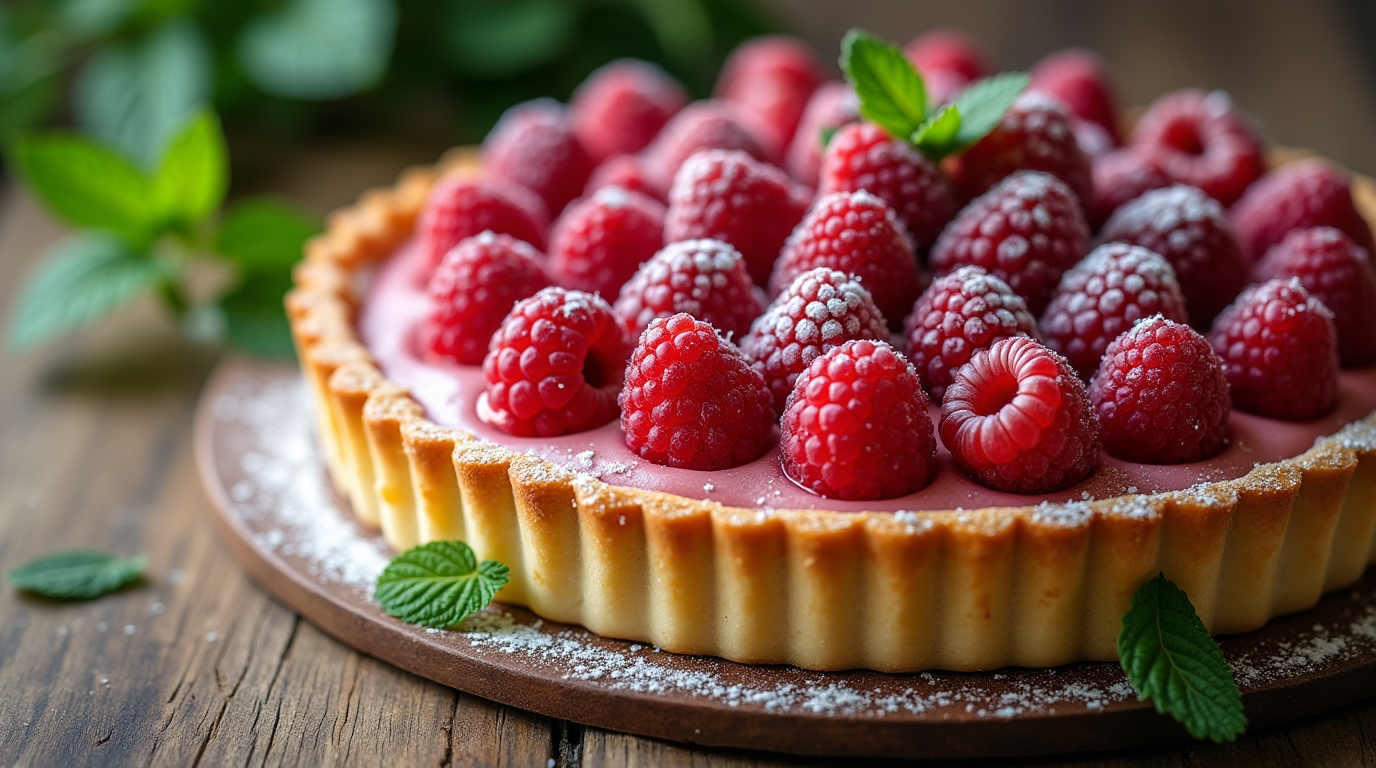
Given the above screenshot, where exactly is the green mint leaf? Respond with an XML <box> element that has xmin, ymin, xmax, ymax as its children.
<box><xmin>373</xmin><ymin>541</ymin><xmax>510</xmax><ymax>629</ymax></box>
<box><xmin>154</xmin><ymin>109</ymin><xmax>229</xmax><ymax>228</ymax></box>
<box><xmin>10</xmin><ymin>133</ymin><xmax>157</xmax><ymax>243</ymax></box>
<box><xmin>911</xmin><ymin>103</ymin><xmax>962</xmax><ymax>157</ymax></box>
<box><xmin>214</xmin><ymin>197</ymin><xmax>322</xmax><ymax>274</ymax></box>
<box><xmin>7</xmin><ymin>234</ymin><xmax>163</xmax><ymax>349</ymax></box>
<box><xmin>819</xmin><ymin>125</ymin><xmax>839</xmax><ymax>150</ymax></box>
<box><xmin>1118</xmin><ymin>573</ymin><xmax>1247</xmax><ymax>743</ymax></box>
<box><xmin>8</xmin><ymin>550</ymin><xmax>147</xmax><ymax>600</ymax></box>
<box><xmin>949</xmin><ymin>71</ymin><xmax>1031</xmax><ymax>151</ymax></box>
<box><xmin>220</xmin><ymin>272</ymin><xmax>296</xmax><ymax>359</ymax></box>
<box><xmin>238</xmin><ymin>0</ymin><xmax>397</xmax><ymax>100</ymax></box>
<box><xmin>840</xmin><ymin>28</ymin><xmax>928</xmax><ymax>141</ymax></box>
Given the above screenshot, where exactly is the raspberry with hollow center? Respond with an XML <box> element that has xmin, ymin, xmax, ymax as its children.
<box><xmin>939</xmin><ymin>337</ymin><xmax>1100</xmax><ymax>494</ymax></box>
<box><xmin>780</xmin><ymin>339</ymin><xmax>937</xmax><ymax>500</ymax></box>
<box><xmin>1209</xmin><ymin>279</ymin><xmax>1338</xmax><ymax>421</ymax></box>
<box><xmin>785</xmin><ymin>81</ymin><xmax>860</xmax><ymax>187</ymax></box>
<box><xmin>548</xmin><ymin>186</ymin><xmax>666</xmax><ymax>298</ymax></box>
<box><xmin>613</xmin><ymin>238</ymin><xmax>764</xmax><ymax>340</ymax></box>
<box><xmin>417</xmin><ymin>175</ymin><xmax>549</xmax><ymax>275</ymax></box>
<box><xmin>619</xmin><ymin>313</ymin><xmax>776</xmax><ymax>470</ymax></box>
<box><xmin>571</xmin><ymin>59</ymin><xmax>687</xmax><ymax>164</ymax></box>
<box><xmin>482</xmin><ymin>99</ymin><xmax>593</xmax><ymax>216</ymax></box>
<box><xmin>1230</xmin><ymin>159</ymin><xmax>1376</xmax><ymax>261</ymax></box>
<box><xmin>482</xmin><ymin>288</ymin><xmax>631</xmax><ymax>437</ymax></box>
<box><xmin>902</xmin><ymin>265</ymin><xmax>1039</xmax><ymax>401</ymax></box>
<box><xmin>1129</xmin><ymin>89</ymin><xmax>1264</xmax><ymax>205</ymax></box>
<box><xmin>1254</xmin><ymin>226</ymin><xmax>1376</xmax><ymax>366</ymax></box>
<box><xmin>420</xmin><ymin>232</ymin><xmax>553</xmax><ymax>365</ymax></box>
<box><xmin>1040</xmin><ymin>243</ymin><xmax>1189</xmax><ymax>380</ymax></box>
<box><xmin>1088</xmin><ymin>316</ymin><xmax>1231</xmax><ymax>464</ymax></box>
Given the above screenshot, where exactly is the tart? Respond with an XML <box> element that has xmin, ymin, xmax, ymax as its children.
<box><xmin>286</xmin><ymin>35</ymin><xmax>1376</xmax><ymax>672</ymax></box>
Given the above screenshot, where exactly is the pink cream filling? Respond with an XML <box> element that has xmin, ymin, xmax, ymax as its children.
<box><xmin>361</xmin><ymin>239</ymin><xmax>1376</xmax><ymax>512</ymax></box>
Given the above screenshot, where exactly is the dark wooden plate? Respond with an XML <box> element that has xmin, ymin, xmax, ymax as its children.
<box><xmin>194</xmin><ymin>358</ymin><xmax>1376</xmax><ymax>759</ymax></box>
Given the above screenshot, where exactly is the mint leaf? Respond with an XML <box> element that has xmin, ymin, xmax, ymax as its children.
<box><xmin>154</xmin><ymin>109</ymin><xmax>229</xmax><ymax>229</ymax></box>
<box><xmin>949</xmin><ymin>71</ymin><xmax>1030</xmax><ymax>150</ymax></box>
<box><xmin>220</xmin><ymin>272</ymin><xmax>296</xmax><ymax>359</ymax></box>
<box><xmin>8</xmin><ymin>550</ymin><xmax>147</xmax><ymax>600</ymax></box>
<box><xmin>238</xmin><ymin>0</ymin><xmax>397</xmax><ymax>100</ymax></box>
<box><xmin>1118</xmin><ymin>573</ymin><xmax>1247</xmax><ymax>743</ymax></box>
<box><xmin>214</xmin><ymin>197</ymin><xmax>321</xmax><ymax>273</ymax></box>
<box><xmin>911</xmin><ymin>103</ymin><xmax>962</xmax><ymax>156</ymax></box>
<box><xmin>819</xmin><ymin>125</ymin><xmax>839</xmax><ymax>150</ymax></box>
<box><xmin>840</xmin><ymin>29</ymin><xmax>927</xmax><ymax>141</ymax></box>
<box><xmin>10</xmin><ymin>133</ymin><xmax>158</xmax><ymax>243</ymax></box>
<box><xmin>7</xmin><ymin>234</ymin><xmax>163</xmax><ymax>349</ymax></box>
<box><xmin>373</xmin><ymin>541</ymin><xmax>509</xmax><ymax>628</ymax></box>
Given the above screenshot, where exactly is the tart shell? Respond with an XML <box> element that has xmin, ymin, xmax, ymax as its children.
<box><xmin>286</xmin><ymin>147</ymin><xmax>1376</xmax><ymax>672</ymax></box>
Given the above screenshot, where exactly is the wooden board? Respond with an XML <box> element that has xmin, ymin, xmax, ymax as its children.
<box><xmin>194</xmin><ymin>359</ymin><xmax>1376</xmax><ymax>760</ymax></box>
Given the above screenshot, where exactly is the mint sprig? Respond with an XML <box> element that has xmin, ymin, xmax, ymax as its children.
<box><xmin>1118</xmin><ymin>573</ymin><xmax>1247</xmax><ymax>743</ymax></box>
<box><xmin>373</xmin><ymin>541</ymin><xmax>510</xmax><ymax>629</ymax></box>
<box><xmin>8</xmin><ymin>550</ymin><xmax>148</xmax><ymax>600</ymax></box>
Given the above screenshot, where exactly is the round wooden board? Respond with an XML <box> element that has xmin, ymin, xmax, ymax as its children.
<box><xmin>195</xmin><ymin>358</ymin><xmax>1376</xmax><ymax>760</ymax></box>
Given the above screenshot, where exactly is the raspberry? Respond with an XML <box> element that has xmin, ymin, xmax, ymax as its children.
<box><xmin>1029</xmin><ymin>49</ymin><xmax>1121</xmax><ymax>144</ymax></box>
<box><xmin>902</xmin><ymin>265</ymin><xmax>1039</xmax><ymax>401</ymax></box>
<box><xmin>785</xmin><ymin>81</ymin><xmax>860</xmax><ymax>187</ymax></box>
<box><xmin>613</xmin><ymin>238</ymin><xmax>764</xmax><ymax>340</ymax></box>
<box><xmin>1040</xmin><ymin>243</ymin><xmax>1188</xmax><ymax>379</ymax></box>
<box><xmin>1098</xmin><ymin>184</ymin><xmax>1249</xmax><ymax>326</ymax></box>
<box><xmin>570</xmin><ymin>59</ymin><xmax>687</xmax><ymax>164</ymax></box>
<box><xmin>741</xmin><ymin>267</ymin><xmax>890</xmax><ymax>411</ymax></box>
<box><xmin>619</xmin><ymin>313</ymin><xmax>775</xmax><ymax>470</ymax></box>
<box><xmin>944</xmin><ymin>92</ymin><xmax>1095</xmax><ymax>218</ymax></box>
<box><xmin>904</xmin><ymin>30</ymin><xmax>989</xmax><ymax>86</ymax></box>
<box><xmin>780</xmin><ymin>339</ymin><xmax>937</xmax><ymax>500</ymax></box>
<box><xmin>483</xmin><ymin>99</ymin><xmax>594</xmax><ymax>216</ymax></box>
<box><xmin>641</xmin><ymin>101</ymin><xmax>772</xmax><ymax>195</ymax></box>
<box><xmin>929</xmin><ymin>170</ymin><xmax>1090</xmax><ymax>315</ymax></box>
<box><xmin>1209</xmin><ymin>279</ymin><xmax>1339</xmax><ymax>421</ymax></box>
<box><xmin>1129</xmin><ymin>89</ymin><xmax>1264</xmax><ymax>205</ymax></box>
<box><xmin>420</xmin><ymin>232</ymin><xmax>553</xmax><ymax>365</ymax></box>
<box><xmin>583</xmin><ymin>154</ymin><xmax>665</xmax><ymax>203</ymax></box>
<box><xmin>1088</xmin><ymin>316</ymin><xmax>1230</xmax><ymax>464</ymax></box>
<box><xmin>1230</xmin><ymin>160</ymin><xmax>1376</xmax><ymax>261</ymax></box>
<box><xmin>769</xmin><ymin>191</ymin><xmax>922</xmax><ymax>329</ymax></box>
<box><xmin>548</xmin><ymin>187</ymin><xmax>666</xmax><ymax>298</ymax></box>
<box><xmin>482</xmin><ymin>288</ymin><xmax>630</xmax><ymax>437</ymax></box>
<box><xmin>1091</xmin><ymin>147</ymin><xmax>1172</xmax><ymax>227</ymax></box>
<box><xmin>818</xmin><ymin>122</ymin><xmax>957</xmax><ymax>251</ymax></box>
<box><xmin>1254</xmin><ymin>226</ymin><xmax>1376</xmax><ymax>366</ymax></box>
<box><xmin>417</xmin><ymin>175</ymin><xmax>549</xmax><ymax>275</ymax></box>
<box><xmin>664</xmin><ymin>149</ymin><xmax>812</xmax><ymax>286</ymax></box>
<box><xmin>939</xmin><ymin>337</ymin><xmax>1100</xmax><ymax>494</ymax></box>
<box><xmin>715</xmin><ymin>36</ymin><xmax>825</xmax><ymax>157</ymax></box>
<box><xmin>1072</xmin><ymin>118</ymin><xmax>1117</xmax><ymax>161</ymax></box>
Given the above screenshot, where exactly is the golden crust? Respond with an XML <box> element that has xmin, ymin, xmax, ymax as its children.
<box><xmin>285</xmin><ymin>152</ymin><xmax>1376</xmax><ymax>672</ymax></box>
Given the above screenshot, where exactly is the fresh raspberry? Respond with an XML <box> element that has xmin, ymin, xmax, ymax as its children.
<box><xmin>1254</xmin><ymin>226</ymin><xmax>1376</xmax><ymax>366</ymax></box>
<box><xmin>741</xmin><ymin>267</ymin><xmax>890</xmax><ymax>411</ymax></box>
<box><xmin>1129</xmin><ymin>89</ymin><xmax>1264</xmax><ymax>206</ymax></box>
<box><xmin>613</xmin><ymin>238</ymin><xmax>764</xmax><ymax>340</ymax></box>
<box><xmin>570</xmin><ymin>59</ymin><xmax>687</xmax><ymax>164</ymax></box>
<box><xmin>483</xmin><ymin>99</ymin><xmax>594</xmax><ymax>216</ymax></box>
<box><xmin>780</xmin><ymin>339</ymin><xmax>937</xmax><ymax>500</ymax></box>
<box><xmin>548</xmin><ymin>187</ymin><xmax>666</xmax><ymax>298</ymax></box>
<box><xmin>1091</xmin><ymin>147</ymin><xmax>1172</xmax><ymax>227</ymax></box>
<box><xmin>944</xmin><ymin>92</ymin><xmax>1095</xmax><ymax>218</ymax></box>
<box><xmin>1230</xmin><ymin>160</ymin><xmax>1376</xmax><ymax>261</ymax></box>
<box><xmin>1209</xmin><ymin>279</ymin><xmax>1339</xmax><ymax>420</ymax></box>
<box><xmin>1088</xmin><ymin>316</ymin><xmax>1230</xmax><ymax>464</ymax></box>
<box><xmin>1040</xmin><ymin>243</ymin><xmax>1188</xmax><ymax>379</ymax></box>
<box><xmin>939</xmin><ymin>337</ymin><xmax>1100</xmax><ymax>494</ymax></box>
<box><xmin>904</xmin><ymin>30</ymin><xmax>989</xmax><ymax>86</ymax></box>
<box><xmin>715</xmin><ymin>36</ymin><xmax>825</xmax><ymax>157</ymax></box>
<box><xmin>482</xmin><ymin>288</ymin><xmax>630</xmax><ymax>437</ymax></box>
<box><xmin>583</xmin><ymin>154</ymin><xmax>665</xmax><ymax>203</ymax></box>
<box><xmin>769</xmin><ymin>191</ymin><xmax>922</xmax><ymax>329</ymax></box>
<box><xmin>785</xmin><ymin>81</ymin><xmax>860</xmax><ymax>187</ymax></box>
<box><xmin>818</xmin><ymin>122</ymin><xmax>957</xmax><ymax>251</ymax></box>
<box><xmin>902</xmin><ymin>265</ymin><xmax>1039</xmax><ymax>401</ymax></box>
<box><xmin>417</xmin><ymin>175</ymin><xmax>549</xmax><ymax>275</ymax></box>
<box><xmin>1029</xmin><ymin>49</ymin><xmax>1121</xmax><ymax>144</ymax></box>
<box><xmin>619</xmin><ymin>313</ymin><xmax>775</xmax><ymax>470</ymax></box>
<box><xmin>1098</xmin><ymin>184</ymin><xmax>1249</xmax><ymax>326</ymax></box>
<box><xmin>664</xmin><ymin>149</ymin><xmax>812</xmax><ymax>286</ymax></box>
<box><xmin>641</xmin><ymin>101</ymin><xmax>772</xmax><ymax>195</ymax></box>
<box><xmin>420</xmin><ymin>232</ymin><xmax>553</xmax><ymax>365</ymax></box>
<box><xmin>929</xmin><ymin>170</ymin><xmax>1090</xmax><ymax>315</ymax></box>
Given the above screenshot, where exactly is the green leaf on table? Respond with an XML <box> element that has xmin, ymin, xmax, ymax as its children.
<box><xmin>214</xmin><ymin>197</ymin><xmax>321</xmax><ymax>273</ymax></box>
<box><xmin>238</xmin><ymin>0</ymin><xmax>397</xmax><ymax>100</ymax></box>
<box><xmin>444</xmin><ymin>0</ymin><xmax>576</xmax><ymax>79</ymax></box>
<box><xmin>153</xmin><ymin>109</ymin><xmax>228</xmax><ymax>228</ymax></box>
<box><xmin>7</xmin><ymin>234</ymin><xmax>163</xmax><ymax>349</ymax></box>
<box><xmin>220</xmin><ymin>271</ymin><xmax>295</xmax><ymax>358</ymax></box>
<box><xmin>373</xmin><ymin>541</ymin><xmax>509</xmax><ymax>629</ymax></box>
<box><xmin>8</xmin><ymin>550</ymin><xmax>147</xmax><ymax>600</ymax></box>
<box><xmin>1117</xmin><ymin>573</ymin><xmax>1247</xmax><ymax>743</ymax></box>
<box><xmin>840</xmin><ymin>28</ymin><xmax>928</xmax><ymax>142</ymax></box>
<box><xmin>947</xmin><ymin>71</ymin><xmax>1030</xmax><ymax>151</ymax></box>
<box><xmin>911</xmin><ymin>103</ymin><xmax>962</xmax><ymax>156</ymax></box>
<box><xmin>10</xmin><ymin>133</ymin><xmax>158</xmax><ymax>243</ymax></box>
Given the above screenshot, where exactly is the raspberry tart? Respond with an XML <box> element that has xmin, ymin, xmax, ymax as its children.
<box><xmin>287</xmin><ymin>31</ymin><xmax>1376</xmax><ymax>673</ymax></box>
